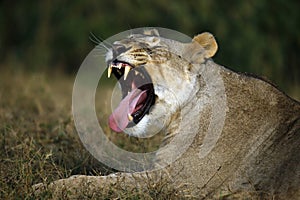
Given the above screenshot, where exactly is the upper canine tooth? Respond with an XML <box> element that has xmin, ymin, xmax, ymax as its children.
<box><xmin>108</xmin><ymin>65</ymin><xmax>112</xmax><ymax>78</ymax></box>
<box><xmin>124</xmin><ymin>66</ymin><xmax>131</xmax><ymax>80</ymax></box>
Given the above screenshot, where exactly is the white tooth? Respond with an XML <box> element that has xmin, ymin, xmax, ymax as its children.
<box><xmin>124</xmin><ymin>66</ymin><xmax>131</xmax><ymax>80</ymax></box>
<box><xmin>108</xmin><ymin>65</ymin><xmax>112</xmax><ymax>78</ymax></box>
<box><xmin>135</xmin><ymin>71</ymin><xmax>139</xmax><ymax>76</ymax></box>
<box><xmin>127</xmin><ymin>114</ymin><xmax>133</xmax><ymax>121</ymax></box>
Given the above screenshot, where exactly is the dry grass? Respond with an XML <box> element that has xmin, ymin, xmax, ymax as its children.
<box><xmin>0</xmin><ymin>70</ymin><xmax>107</xmax><ymax>199</ymax></box>
<box><xmin>0</xmin><ymin>70</ymin><xmax>168</xmax><ymax>199</ymax></box>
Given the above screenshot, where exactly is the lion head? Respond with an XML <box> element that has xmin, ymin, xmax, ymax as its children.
<box><xmin>105</xmin><ymin>29</ymin><xmax>218</xmax><ymax>137</ymax></box>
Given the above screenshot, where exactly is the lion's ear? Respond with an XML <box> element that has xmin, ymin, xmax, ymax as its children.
<box><xmin>183</xmin><ymin>32</ymin><xmax>218</xmax><ymax>64</ymax></box>
<box><xmin>193</xmin><ymin>32</ymin><xmax>218</xmax><ymax>58</ymax></box>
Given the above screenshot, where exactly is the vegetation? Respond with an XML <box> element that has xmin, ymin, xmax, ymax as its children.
<box><xmin>0</xmin><ymin>71</ymin><xmax>166</xmax><ymax>199</ymax></box>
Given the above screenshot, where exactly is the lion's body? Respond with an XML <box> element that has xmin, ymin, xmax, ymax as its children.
<box><xmin>35</xmin><ymin>29</ymin><xmax>300</xmax><ymax>199</ymax></box>
<box><xmin>150</xmin><ymin>58</ymin><xmax>300</xmax><ymax>198</ymax></box>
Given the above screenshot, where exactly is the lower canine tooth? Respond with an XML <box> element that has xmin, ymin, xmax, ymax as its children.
<box><xmin>127</xmin><ymin>114</ymin><xmax>133</xmax><ymax>121</ymax></box>
<box><xmin>124</xmin><ymin>66</ymin><xmax>131</xmax><ymax>80</ymax></box>
<box><xmin>108</xmin><ymin>65</ymin><xmax>112</xmax><ymax>78</ymax></box>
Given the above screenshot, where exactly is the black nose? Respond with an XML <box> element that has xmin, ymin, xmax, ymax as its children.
<box><xmin>112</xmin><ymin>45</ymin><xmax>130</xmax><ymax>59</ymax></box>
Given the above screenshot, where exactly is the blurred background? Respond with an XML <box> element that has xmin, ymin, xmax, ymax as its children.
<box><xmin>0</xmin><ymin>0</ymin><xmax>299</xmax><ymax>97</ymax></box>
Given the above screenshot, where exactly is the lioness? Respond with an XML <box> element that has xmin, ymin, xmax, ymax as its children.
<box><xmin>107</xmin><ymin>29</ymin><xmax>220</xmax><ymax>139</ymax></box>
<box><xmin>35</xmin><ymin>29</ymin><xmax>300</xmax><ymax>199</ymax></box>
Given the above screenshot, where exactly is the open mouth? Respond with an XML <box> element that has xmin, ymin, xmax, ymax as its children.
<box><xmin>107</xmin><ymin>60</ymin><xmax>155</xmax><ymax>132</ymax></box>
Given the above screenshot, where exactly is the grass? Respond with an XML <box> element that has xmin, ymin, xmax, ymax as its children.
<box><xmin>0</xmin><ymin>70</ymin><xmax>102</xmax><ymax>199</ymax></box>
<box><xmin>0</xmin><ymin>70</ymin><xmax>166</xmax><ymax>199</ymax></box>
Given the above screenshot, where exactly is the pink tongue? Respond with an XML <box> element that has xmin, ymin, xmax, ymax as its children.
<box><xmin>109</xmin><ymin>88</ymin><xmax>147</xmax><ymax>132</ymax></box>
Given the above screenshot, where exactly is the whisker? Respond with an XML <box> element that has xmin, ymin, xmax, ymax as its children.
<box><xmin>92</xmin><ymin>48</ymin><xmax>109</xmax><ymax>57</ymax></box>
<box><xmin>95</xmin><ymin>45</ymin><xmax>108</xmax><ymax>51</ymax></box>
<box><xmin>89</xmin><ymin>32</ymin><xmax>112</xmax><ymax>51</ymax></box>
<box><xmin>95</xmin><ymin>44</ymin><xmax>110</xmax><ymax>52</ymax></box>
<box><xmin>89</xmin><ymin>31</ymin><xmax>102</xmax><ymax>44</ymax></box>
<box><xmin>90</xmin><ymin>32</ymin><xmax>112</xmax><ymax>47</ymax></box>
